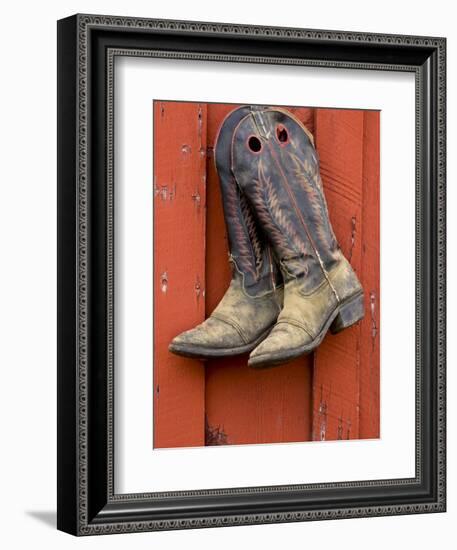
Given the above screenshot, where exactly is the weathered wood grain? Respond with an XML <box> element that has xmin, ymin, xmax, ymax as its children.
<box><xmin>359</xmin><ymin>111</ymin><xmax>381</xmax><ymax>439</ymax></box>
<box><xmin>153</xmin><ymin>101</ymin><xmax>206</xmax><ymax>448</ymax></box>
<box><xmin>204</xmin><ymin>103</ymin><xmax>313</xmax><ymax>446</ymax></box>
<box><xmin>312</xmin><ymin>108</ymin><xmax>365</xmax><ymax>441</ymax></box>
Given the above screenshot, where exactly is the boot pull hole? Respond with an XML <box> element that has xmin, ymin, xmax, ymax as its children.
<box><xmin>276</xmin><ymin>125</ymin><xmax>289</xmax><ymax>144</ymax></box>
<box><xmin>248</xmin><ymin>136</ymin><xmax>262</xmax><ymax>153</ymax></box>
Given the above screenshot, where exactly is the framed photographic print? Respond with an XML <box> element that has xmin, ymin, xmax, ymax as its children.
<box><xmin>57</xmin><ymin>14</ymin><xmax>446</xmax><ymax>535</ymax></box>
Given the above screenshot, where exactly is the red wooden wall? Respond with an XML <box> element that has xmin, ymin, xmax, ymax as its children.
<box><xmin>153</xmin><ymin>102</ymin><xmax>206</xmax><ymax>448</ymax></box>
<box><xmin>153</xmin><ymin>101</ymin><xmax>380</xmax><ymax>448</ymax></box>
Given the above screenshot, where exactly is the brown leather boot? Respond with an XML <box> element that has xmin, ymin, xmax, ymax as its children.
<box><xmin>169</xmin><ymin>106</ymin><xmax>283</xmax><ymax>360</ymax></box>
<box><xmin>230</xmin><ymin>107</ymin><xmax>364</xmax><ymax>368</ymax></box>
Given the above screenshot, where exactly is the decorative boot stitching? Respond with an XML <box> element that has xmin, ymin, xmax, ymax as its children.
<box><xmin>276</xmin><ymin>317</ymin><xmax>315</xmax><ymax>339</ymax></box>
<box><xmin>264</xmin><ymin>141</ymin><xmax>341</xmax><ymax>304</ymax></box>
<box><xmin>223</xmin><ymin>176</ymin><xmax>259</xmax><ymax>280</ymax></box>
<box><xmin>239</xmin><ymin>191</ymin><xmax>264</xmax><ymax>276</ymax></box>
<box><xmin>288</xmin><ymin>152</ymin><xmax>338</xmax><ymax>253</ymax></box>
<box><xmin>250</xmin><ymin>162</ymin><xmax>311</xmax><ymax>271</ymax></box>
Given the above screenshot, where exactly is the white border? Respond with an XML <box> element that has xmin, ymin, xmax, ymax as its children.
<box><xmin>114</xmin><ymin>57</ymin><xmax>416</xmax><ymax>494</ymax></box>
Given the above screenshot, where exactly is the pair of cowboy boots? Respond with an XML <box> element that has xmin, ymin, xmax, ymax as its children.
<box><xmin>169</xmin><ymin>106</ymin><xmax>364</xmax><ymax>369</ymax></box>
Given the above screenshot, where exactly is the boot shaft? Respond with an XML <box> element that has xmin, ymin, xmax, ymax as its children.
<box><xmin>230</xmin><ymin>107</ymin><xmax>341</xmax><ymax>292</ymax></box>
<box><xmin>214</xmin><ymin>106</ymin><xmax>282</xmax><ymax>296</ymax></box>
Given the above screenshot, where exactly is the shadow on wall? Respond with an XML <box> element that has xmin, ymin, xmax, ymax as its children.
<box><xmin>25</xmin><ymin>510</ymin><xmax>56</xmax><ymax>529</ymax></box>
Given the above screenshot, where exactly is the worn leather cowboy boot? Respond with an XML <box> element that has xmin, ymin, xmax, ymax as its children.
<box><xmin>169</xmin><ymin>106</ymin><xmax>283</xmax><ymax>360</ymax></box>
<box><xmin>231</xmin><ymin>107</ymin><xmax>364</xmax><ymax>368</ymax></box>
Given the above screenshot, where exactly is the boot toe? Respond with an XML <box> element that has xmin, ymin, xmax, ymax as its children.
<box><xmin>249</xmin><ymin>323</ymin><xmax>312</xmax><ymax>367</ymax></box>
<box><xmin>169</xmin><ymin>316</ymin><xmax>244</xmax><ymax>357</ymax></box>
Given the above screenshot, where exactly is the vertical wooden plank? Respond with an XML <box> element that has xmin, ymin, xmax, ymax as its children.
<box><xmin>359</xmin><ymin>111</ymin><xmax>381</xmax><ymax>438</ymax></box>
<box><xmin>204</xmin><ymin>103</ymin><xmax>313</xmax><ymax>446</ymax></box>
<box><xmin>205</xmin><ymin>361</ymin><xmax>313</xmax><ymax>445</ymax></box>
<box><xmin>312</xmin><ymin>109</ymin><xmax>365</xmax><ymax>441</ymax></box>
<box><xmin>287</xmin><ymin>106</ymin><xmax>315</xmax><ymax>135</ymax></box>
<box><xmin>153</xmin><ymin>101</ymin><xmax>206</xmax><ymax>448</ymax></box>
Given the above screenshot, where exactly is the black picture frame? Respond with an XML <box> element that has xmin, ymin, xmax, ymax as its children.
<box><xmin>57</xmin><ymin>13</ymin><xmax>446</xmax><ymax>535</ymax></box>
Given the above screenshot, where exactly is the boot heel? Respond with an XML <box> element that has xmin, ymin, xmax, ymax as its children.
<box><xmin>330</xmin><ymin>293</ymin><xmax>364</xmax><ymax>334</ymax></box>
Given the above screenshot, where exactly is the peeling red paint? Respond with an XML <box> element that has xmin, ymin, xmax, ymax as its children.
<box><xmin>195</xmin><ymin>277</ymin><xmax>202</xmax><ymax>302</ymax></box>
<box><xmin>160</xmin><ymin>271</ymin><xmax>168</xmax><ymax>293</ymax></box>
<box><xmin>349</xmin><ymin>215</ymin><xmax>357</xmax><ymax>262</ymax></box>
<box><xmin>317</xmin><ymin>386</ymin><xmax>328</xmax><ymax>441</ymax></box>
<box><xmin>346</xmin><ymin>419</ymin><xmax>352</xmax><ymax>440</ymax></box>
<box><xmin>337</xmin><ymin>416</ymin><xmax>344</xmax><ymax>440</ymax></box>
<box><xmin>198</xmin><ymin>106</ymin><xmax>203</xmax><ymax>140</ymax></box>
<box><xmin>370</xmin><ymin>290</ymin><xmax>378</xmax><ymax>350</ymax></box>
<box><xmin>155</xmin><ymin>183</ymin><xmax>176</xmax><ymax>202</ymax></box>
<box><xmin>191</xmin><ymin>190</ymin><xmax>201</xmax><ymax>208</ymax></box>
<box><xmin>205</xmin><ymin>416</ymin><xmax>228</xmax><ymax>445</ymax></box>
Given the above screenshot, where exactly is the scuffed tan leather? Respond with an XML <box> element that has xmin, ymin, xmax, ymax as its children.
<box><xmin>171</xmin><ymin>275</ymin><xmax>283</xmax><ymax>352</ymax></box>
<box><xmin>249</xmin><ymin>254</ymin><xmax>362</xmax><ymax>363</ymax></box>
